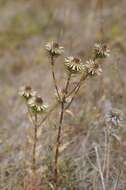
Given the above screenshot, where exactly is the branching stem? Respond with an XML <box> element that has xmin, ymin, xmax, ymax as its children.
<box><xmin>54</xmin><ymin>72</ymin><xmax>71</xmax><ymax>188</ymax></box>
<box><xmin>66</xmin><ymin>73</ymin><xmax>88</xmax><ymax>109</ymax></box>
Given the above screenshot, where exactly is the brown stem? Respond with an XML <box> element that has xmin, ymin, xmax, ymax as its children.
<box><xmin>53</xmin><ymin>73</ymin><xmax>71</xmax><ymax>187</ymax></box>
<box><xmin>37</xmin><ymin>75</ymin><xmax>85</xmax><ymax>129</ymax></box>
<box><xmin>65</xmin><ymin>72</ymin><xmax>71</xmax><ymax>94</ymax></box>
<box><xmin>32</xmin><ymin>114</ymin><xmax>38</xmax><ymax>173</ymax></box>
<box><xmin>54</xmin><ymin>101</ymin><xmax>64</xmax><ymax>187</ymax></box>
<box><xmin>66</xmin><ymin>77</ymin><xmax>82</xmax><ymax>98</ymax></box>
<box><xmin>27</xmin><ymin>105</ymin><xmax>36</xmax><ymax>126</ymax></box>
<box><xmin>51</xmin><ymin>55</ymin><xmax>61</xmax><ymax>100</ymax></box>
<box><xmin>66</xmin><ymin>82</ymin><xmax>81</xmax><ymax>110</ymax></box>
<box><xmin>105</xmin><ymin>128</ymin><xmax>110</xmax><ymax>189</ymax></box>
<box><xmin>66</xmin><ymin>73</ymin><xmax>88</xmax><ymax>110</ymax></box>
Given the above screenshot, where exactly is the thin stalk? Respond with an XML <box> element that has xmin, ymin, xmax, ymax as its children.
<box><xmin>37</xmin><ymin>74</ymin><xmax>86</xmax><ymax>128</ymax></box>
<box><xmin>103</xmin><ymin>128</ymin><xmax>108</xmax><ymax>173</ymax></box>
<box><xmin>54</xmin><ymin>101</ymin><xmax>64</xmax><ymax>187</ymax></box>
<box><xmin>32</xmin><ymin>114</ymin><xmax>38</xmax><ymax>173</ymax></box>
<box><xmin>66</xmin><ymin>82</ymin><xmax>81</xmax><ymax>110</ymax></box>
<box><xmin>27</xmin><ymin>105</ymin><xmax>36</xmax><ymax>126</ymax></box>
<box><xmin>65</xmin><ymin>73</ymin><xmax>71</xmax><ymax>94</ymax></box>
<box><xmin>114</xmin><ymin>163</ymin><xmax>123</xmax><ymax>190</ymax></box>
<box><xmin>66</xmin><ymin>76</ymin><xmax>83</xmax><ymax>98</ymax></box>
<box><xmin>94</xmin><ymin>145</ymin><xmax>106</xmax><ymax>190</ymax></box>
<box><xmin>66</xmin><ymin>73</ymin><xmax>88</xmax><ymax>110</ymax></box>
<box><xmin>51</xmin><ymin>55</ymin><xmax>61</xmax><ymax>100</ymax></box>
<box><xmin>97</xmin><ymin>0</ymin><xmax>104</xmax><ymax>42</ymax></box>
<box><xmin>53</xmin><ymin>73</ymin><xmax>71</xmax><ymax>187</ymax></box>
<box><xmin>105</xmin><ymin>129</ymin><xmax>110</xmax><ymax>189</ymax></box>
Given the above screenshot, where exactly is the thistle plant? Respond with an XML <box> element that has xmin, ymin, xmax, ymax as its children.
<box><xmin>105</xmin><ymin>108</ymin><xmax>123</xmax><ymax>128</ymax></box>
<box><xmin>64</xmin><ymin>56</ymin><xmax>85</xmax><ymax>74</ymax></box>
<box><xmin>19</xmin><ymin>86</ymin><xmax>37</xmax><ymax>100</ymax></box>
<box><xmin>45</xmin><ymin>41</ymin><xmax>110</xmax><ymax>188</ymax></box>
<box><xmin>102</xmin><ymin>108</ymin><xmax>124</xmax><ymax>189</ymax></box>
<box><xmin>94</xmin><ymin>43</ymin><xmax>110</xmax><ymax>59</ymax></box>
<box><xmin>19</xmin><ymin>86</ymin><xmax>48</xmax><ymax>174</ymax></box>
<box><xmin>19</xmin><ymin>41</ymin><xmax>110</xmax><ymax>189</ymax></box>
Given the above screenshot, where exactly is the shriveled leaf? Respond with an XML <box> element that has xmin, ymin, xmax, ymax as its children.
<box><xmin>65</xmin><ymin>109</ymin><xmax>74</xmax><ymax>117</ymax></box>
<box><xmin>59</xmin><ymin>142</ymin><xmax>70</xmax><ymax>153</ymax></box>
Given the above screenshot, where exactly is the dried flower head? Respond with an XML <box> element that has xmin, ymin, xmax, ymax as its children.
<box><xmin>19</xmin><ymin>86</ymin><xmax>37</xmax><ymax>100</ymax></box>
<box><xmin>105</xmin><ymin>108</ymin><xmax>123</xmax><ymax>127</ymax></box>
<box><xmin>94</xmin><ymin>43</ymin><xmax>110</xmax><ymax>59</ymax></box>
<box><xmin>45</xmin><ymin>41</ymin><xmax>64</xmax><ymax>56</ymax></box>
<box><xmin>86</xmin><ymin>59</ymin><xmax>102</xmax><ymax>76</ymax></box>
<box><xmin>28</xmin><ymin>96</ymin><xmax>48</xmax><ymax>114</ymax></box>
<box><xmin>64</xmin><ymin>56</ymin><xmax>85</xmax><ymax>74</ymax></box>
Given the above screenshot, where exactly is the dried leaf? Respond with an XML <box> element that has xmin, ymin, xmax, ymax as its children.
<box><xmin>59</xmin><ymin>142</ymin><xmax>70</xmax><ymax>153</ymax></box>
<box><xmin>65</xmin><ymin>109</ymin><xmax>74</xmax><ymax>117</ymax></box>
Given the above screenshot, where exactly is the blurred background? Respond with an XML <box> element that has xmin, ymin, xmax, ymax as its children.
<box><xmin>0</xmin><ymin>0</ymin><xmax>126</xmax><ymax>189</ymax></box>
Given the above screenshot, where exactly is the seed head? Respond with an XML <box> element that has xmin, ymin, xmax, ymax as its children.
<box><xmin>19</xmin><ymin>86</ymin><xmax>37</xmax><ymax>100</ymax></box>
<box><xmin>64</xmin><ymin>56</ymin><xmax>85</xmax><ymax>74</ymax></box>
<box><xmin>86</xmin><ymin>59</ymin><xmax>102</xmax><ymax>76</ymax></box>
<box><xmin>28</xmin><ymin>96</ymin><xmax>48</xmax><ymax>114</ymax></box>
<box><xmin>45</xmin><ymin>41</ymin><xmax>64</xmax><ymax>57</ymax></box>
<box><xmin>105</xmin><ymin>108</ymin><xmax>123</xmax><ymax>127</ymax></box>
<box><xmin>94</xmin><ymin>43</ymin><xmax>110</xmax><ymax>59</ymax></box>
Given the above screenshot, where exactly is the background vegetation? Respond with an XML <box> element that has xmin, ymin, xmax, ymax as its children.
<box><xmin>0</xmin><ymin>0</ymin><xmax>126</xmax><ymax>189</ymax></box>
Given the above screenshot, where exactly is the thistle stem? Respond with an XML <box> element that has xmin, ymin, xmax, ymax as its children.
<box><xmin>66</xmin><ymin>73</ymin><xmax>88</xmax><ymax>109</ymax></box>
<box><xmin>54</xmin><ymin>101</ymin><xmax>64</xmax><ymax>187</ymax></box>
<box><xmin>38</xmin><ymin>74</ymin><xmax>85</xmax><ymax>128</ymax></box>
<box><xmin>32</xmin><ymin>114</ymin><xmax>38</xmax><ymax>173</ymax></box>
<box><xmin>51</xmin><ymin>55</ymin><xmax>61</xmax><ymax>100</ymax></box>
<box><xmin>66</xmin><ymin>82</ymin><xmax>81</xmax><ymax>110</ymax></box>
<box><xmin>54</xmin><ymin>73</ymin><xmax>71</xmax><ymax>187</ymax></box>
<box><xmin>94</xmin><ymin>145</ymin><xmax>106</xmax><ymax>190</ymax></box>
